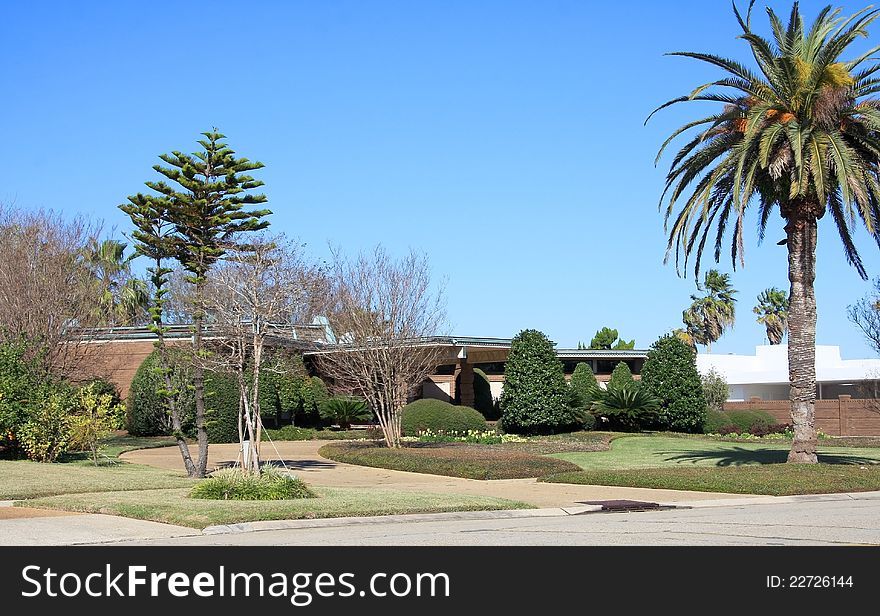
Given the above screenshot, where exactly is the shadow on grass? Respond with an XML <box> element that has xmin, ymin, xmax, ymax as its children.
<box><xmin>662</xmin><ymin>447</ymin><xmax>880</xmax><ymax>467</ymax></box>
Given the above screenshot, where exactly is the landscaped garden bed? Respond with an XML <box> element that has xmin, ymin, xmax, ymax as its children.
<box><xmin>319</xmin><ymin>441</ymin><xmax>581</xmax><ymax>480</ymax></box>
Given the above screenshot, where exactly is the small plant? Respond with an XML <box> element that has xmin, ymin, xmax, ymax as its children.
<box><xmin>591</xmin><ymin>383</ymin><xmax>660</xmax><ymax>432</ymax></box>
<box><xmin>701</xmin><ymin>368</ymin><xmax>729</xmax><ymax>413</ymax></box>
<box><xmin>190</xmin><ymin>467</ymin><xmax>316</xmax><ymax>501</ymax></box>
<box><xmin>266</xmin><ymin>425</ymin><xmax>317</xmax><ymax>441</ymax></box>
<box><xmin>69</xmin><ymin>382</ymin><xmax>125</xmax><ymax>466</ymax></box>
<box><xmin>320</xmin><ymin>396</ymin><xmax>372</xmax><ymax>430</ymax></box>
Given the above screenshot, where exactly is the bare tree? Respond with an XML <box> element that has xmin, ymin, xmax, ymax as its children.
<box><xmin>0</xmin><ymin>204</ymin><xmax>102</xmax><ymax>376</ymax></box>
<box><xmin>849</xmin><ymin>278</ymin><xmax>880</xmax><ymax>356</ymax></box>
<box><xmin>200</xmin><ymin>234</ymin><xmax>323</xmax><ymax>473</ymax></box>
<box><xmin>314</xmin><ymin>246</ymin><xmax>446</xmax><ymax>448</ymax></box>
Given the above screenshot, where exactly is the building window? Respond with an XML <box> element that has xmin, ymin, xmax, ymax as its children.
<box><xmin>434</xmin><ymin>364</ymin><xmax>456</xmax><ymax>376</ymax></box>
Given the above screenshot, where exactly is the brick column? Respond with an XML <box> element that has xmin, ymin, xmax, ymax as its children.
<box><xmin>457</xmin><ymin>359</ymin><xmax>475</xmax><ymax>408</ymax></box>
<box><xmin>838</xmin><ymin>395</ymin><xmax>851</xmax><ymax>437</ymax></box>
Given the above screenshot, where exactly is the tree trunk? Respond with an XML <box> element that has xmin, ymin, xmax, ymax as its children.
<box><xmin>785</xmin><ymin>210</ymin><xmax>819</xmax><ymax>464</ymax></box>
<box><xmin>192</xmin><ymin>281</ymin><xmax>209</xmax><ymax>478</ymax></box>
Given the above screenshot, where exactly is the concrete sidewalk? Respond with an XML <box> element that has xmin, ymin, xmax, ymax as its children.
<box><xmin>121</xmin><ymin>441</ymin><xmax>753</xmax><ymax>508</ymax></box>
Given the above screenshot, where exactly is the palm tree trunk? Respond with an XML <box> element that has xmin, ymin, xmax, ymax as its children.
<box><xmin>785</xmin><ymin>211</ymin><xmax>819</xmax><ymax>464</ymax></box>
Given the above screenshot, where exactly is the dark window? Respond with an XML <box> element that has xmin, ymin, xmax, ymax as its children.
<box><xmin>474</xmin><ymin>362</ymin><xmax>506</xmax><ymax>375</ymax></box>
<box><xmin>434</xmin><ymin>364</ymin><xmax>456</xmax><ymax>375</ymax></box>
<box><xmin>561</xmin><ymin>360</ymin><xmax>593</xmax><ymax>374</ymax></box>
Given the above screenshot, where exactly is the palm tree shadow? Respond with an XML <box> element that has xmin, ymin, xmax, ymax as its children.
<box><xmin>662</xmin><ymin>448</ymin><xmax>880</xmax><ymax>467</ymax></box>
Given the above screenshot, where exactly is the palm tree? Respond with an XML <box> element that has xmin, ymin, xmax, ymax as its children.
<box><xmin>85</xmin><ymin>239</ymin><xmax>149</xmax><ymax>326</ymax></box>
<box><xmin>683</xmin><ymin>269</ymin><xmax>737</xmax><ymax>352</ymax></box>
<box><xmin>649</xmin><ymin>2</ymin><xmax>880</xmax><ymax>463</ymax></box>
<box><xmin>755</xmin><ymin>287</ymin><xmax>790</xmax><ymax>344</ymax></box>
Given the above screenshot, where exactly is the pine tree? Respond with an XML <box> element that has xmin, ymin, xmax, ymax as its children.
<box><xmin>499</xmin><ymin>329</ymin><xmax>573</xmax><ymax>434</ymax></box>
<box><xmin>123</xmin><ymin>130</ymin><xmax>269</xmax><ymax>477</ymax></box>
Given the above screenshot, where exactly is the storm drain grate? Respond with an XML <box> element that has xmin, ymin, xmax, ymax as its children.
<box><xmin>577</xmin><ymin>500</ymin><xmax>669</xmax><ymax>513</ymax></box>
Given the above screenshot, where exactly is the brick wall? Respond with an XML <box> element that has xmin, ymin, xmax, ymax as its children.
<box><xmin>723</xmin><ymin>396</ymin><xmax>880</xmax><ymax>436</ymax></box>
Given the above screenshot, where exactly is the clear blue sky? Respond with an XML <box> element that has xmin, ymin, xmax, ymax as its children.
<box><xmin>3</xmin><ymin>0</ymin><xmax>880</xmax><ymax>358</ymax></box>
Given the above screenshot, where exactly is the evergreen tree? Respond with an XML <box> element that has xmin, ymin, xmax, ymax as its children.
<box><xmin>121</xmin><ymin>130</ymin><xmax>269</xmax><ymax>477</ymax></box>
<box><xmin>569</xmin><ymin>362</ymin><xmax>599</xmax><ymax>407</ymax></box>
<box><xmin>608</xmin><ymin>361</ymin><xmax>634</xmax><ymax>390</ymax></box>
<box><xmin>500</xmin><ymin>329</ymin><xmax>573</xmax><ymax>434</ymax></box>
<box><xmin>640</xmin><ymin>334</ymin><xmax>706</xmax><ymax>433</ymax></box>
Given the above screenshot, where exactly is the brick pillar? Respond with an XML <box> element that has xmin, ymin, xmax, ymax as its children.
<box><xmin>838</xmin><ymin>395</ymin><xmax>851</xmax><ymax>437</ymax></box>
<box><xmin>457</xmin><ymin>359</ymin><xmax>475</xmax><ymax>408</ymax></box>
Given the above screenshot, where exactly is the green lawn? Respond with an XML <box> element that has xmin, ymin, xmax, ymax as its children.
<box><xmin>550</xmin><ymin>435</ymin><xmax>880</xmax><ymax>470</ymax></box>
<box><xmin>540</xmin><ymin>464</ymin><xmax>880</xmax><ymax>496</ymax></box>
<box><xmin>0</xmin><ymin>459</ymin><xmax>192</xmax><ymax>500</ymax></box>
<box><xmin>22</xmin><ymin>487</ymin><xmax>530</xmax><ymax>528</ymax></box>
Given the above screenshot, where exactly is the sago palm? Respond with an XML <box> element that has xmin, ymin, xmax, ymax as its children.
<box><xmin>650</xmin><ymin>2</ymin><xmax>880</xmax><ymax>463</ymax></box>
<box><xmin>754</xmin><ymin>287</ymin><xmax>790</xmax><ymax>344</ymax></box>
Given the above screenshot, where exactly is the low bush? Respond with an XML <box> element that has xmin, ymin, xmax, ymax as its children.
<box><xmin>590</xmin><ymin>383</ymin><xmax>660</xmax><ymax>431</ymax></box>
<box><xmin>702</xmin><ymin>408</ymin><xmax>728</xmax><ymax>434</ymax></box>
<box><xmin>266</xmin><ymin>425</ymin><xmax>317</xmax><ymax>441</ymax></box>
<box><xmin>401</xmin><ymin>399</ymin><xmax>487</xmax><ymax>436</ymax></box>
<box><xmin>405</xmin><ymin>429</ymin><xmax>527</xmax><ymax>445</ymax></box>
<box><xmin>319</xmin><ymin>396</ymin><xmax>372</xmax><ymax>430</ymax></box>
<box><xmin>190</xmin><ymin>468</ymin><xmax>316</xmax><ymax>501</ymax></box>
<box><xmin>723</xmin><ymin>410</ymin><xmax>777</xmax><ymax>433</ymax></box>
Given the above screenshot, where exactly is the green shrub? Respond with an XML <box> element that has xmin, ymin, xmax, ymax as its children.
<box><xmin>401</xmin><ymin>399</ymin><xmax>487</xmax><ymax>436</ymax></box>
<box><xmin>296</xmin><ymin>376</ymin><xmax>328</xmax><ymax>427</ymax></box>
<box><xmin>125</xmin><ymin>349</ymin><xmax>193</xmax><ymax>437</ymax></box>
<box><xmin>723</xmin><ymin>410</ymin><xmax>777</xmax><ymax>433</ymax></box>
<box><xmin>499</xmin><ymin>329</ymin><xmax>578</xmax><ymax>434</ymax></box>
<box><xmin>203</xmin><ymin>371</ymin><xmax>240</xmax><ymax>444</ymax></box>
<box><xmin>190</xmin><ymin>467</ymin><xmax>316</xmax><ymax>500</ymax></box>
<box><xmin>591</xmin><ymin>382</ymin><xmax>660</xmax><ymax>431</ymax></box>
<box><xmin>608</xmin><ymin>362</ymin><xmax>635</xmax><ymax>390</ymax></box>
<box><xmin>320</xmin><ymin>396</ymin><xmax>372</xmax><ymax>430</ymax></box>
<box><xmin>0</xmin><ymin>339</ymin><xmax>44</xmax><ymax>450</ymax></box>
<box><xmin>580</xmin><ymin>412</ymin><xmax>597</xmax><ymax>431</ymax></box>
<box><xmin>19</xmin><ymin>385</ymin><xmax>77</xmax><ymax>462</ymax></box>
<box><xmin>640</xmin><ymin>334</ymin><xmax>707</xmax><ymax>432</ymax></box>
<box><xmin>701</xmin><ymin>368</ymin><xmax>729</xmax><ymax>413</ymax></box>
<box><xmin>702</xmin><ymin>408</ymin><xmax>728</xmax><ymax>434</ymax></box>
<box><xmin>265</xmin><ymin>425</ymin><xmax>317</xmax><ymax>441</ymax></box>
<box><xmin>569</xmin><ymin>362</ymin><xmax>599</xmax><ymax>408</ymax></box>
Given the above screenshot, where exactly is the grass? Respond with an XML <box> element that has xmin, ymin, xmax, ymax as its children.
<box><xmin>319</xmin><ymin>441</ymin><xmax>581</xmax><ymax>480</ymax></box>
<box><xmin>21</xmin><ymin>486</ymin><xmax>531</xmax><ymax>528</ymax></box>
<box><xmin>539</xmin><ymin>464</ymin><xmax>880</xmax><ymax>496</ymax></box>
<box><xmin>549</xmin><ymin>435</ymin><xmax>880</xmax><ymax>470</ymax></box>
<box><xmin>0</xmin><ymin>459</ymin><xmax>192</xmax><ymax>500</ymax></box>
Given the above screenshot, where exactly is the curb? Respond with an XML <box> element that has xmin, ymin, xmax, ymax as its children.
<box><xmin>202</xmin><ymin>505</ymin><xmax>604</xmax><ymax>535</ymax></box>
<box><xmin>660</xmin><ymin>490</ymin><xmax>880</xmax><ymax>509</ymax></box>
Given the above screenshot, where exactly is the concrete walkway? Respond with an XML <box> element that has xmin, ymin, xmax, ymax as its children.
<box><xmin>121</xmin><ymin>440</ymin><xmax>756</xmax><ymax>508</ymax></box>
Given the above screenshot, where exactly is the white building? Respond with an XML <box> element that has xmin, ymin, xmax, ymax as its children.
<box><xmin>696</xmin><ymin>345</ymin><xmax>880</xmax><ymax>402</ymax></box>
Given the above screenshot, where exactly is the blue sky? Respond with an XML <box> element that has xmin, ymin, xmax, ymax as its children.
<box><xmin>3</xmin><ymin>0</ymin><xmax>880</xmax><ymax>357</ymax></box>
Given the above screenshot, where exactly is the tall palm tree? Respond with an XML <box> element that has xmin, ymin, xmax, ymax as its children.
<box><xmin>85</xmin><ymin>239</ymin><xmax>149</xmax><ymax>326</ymax></box>
<box><xmin>755</xmin><ymin>287</ymin><xmax>790</xmax><ymax>344</ymax></box>
<box><xmin>683</xmin><ymin>269</ymin><xmax>737</xmax><ymax>352</ymax></box>
<box><xmin>649</xmin><ymin>2</ymin><xmax>880</xmax><ymax>463</ymax></box>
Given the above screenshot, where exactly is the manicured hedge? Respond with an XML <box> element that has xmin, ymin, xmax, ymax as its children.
<box><xmin>401</xmin><ymin>399</ymin><xmax>487</xmax><ymax>436</ymax></box>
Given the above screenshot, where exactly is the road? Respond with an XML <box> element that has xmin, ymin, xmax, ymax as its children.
<box><xmin>110</xmin><ymin>493</ymin><xmax>880</xmax><ymax>546</ymax></box>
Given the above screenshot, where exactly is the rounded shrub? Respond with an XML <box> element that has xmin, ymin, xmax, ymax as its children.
<box><xmin>608</xmin><ymin>362</ymin><xmax>635</xmax><ymax>390</ymax></box>
<box><xmin>640</xmin><ymin>334</ymin><xmax>707</xmax><ymax>433</ymax></box>
<box><xmin>499</xmin><ymin>329</ymin><xmax>577</xmax><ymax>434</ymax></box>
<box><xmin>401</xmin><ymin>399</ymin><xmax>487</xmax><ymax>436</ymax></box>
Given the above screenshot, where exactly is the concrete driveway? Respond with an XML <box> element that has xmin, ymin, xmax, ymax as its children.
<box><xmin>121</xmin><ymin>440</ymin><xmax>758</xmax><ymax>508</ymax></box>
